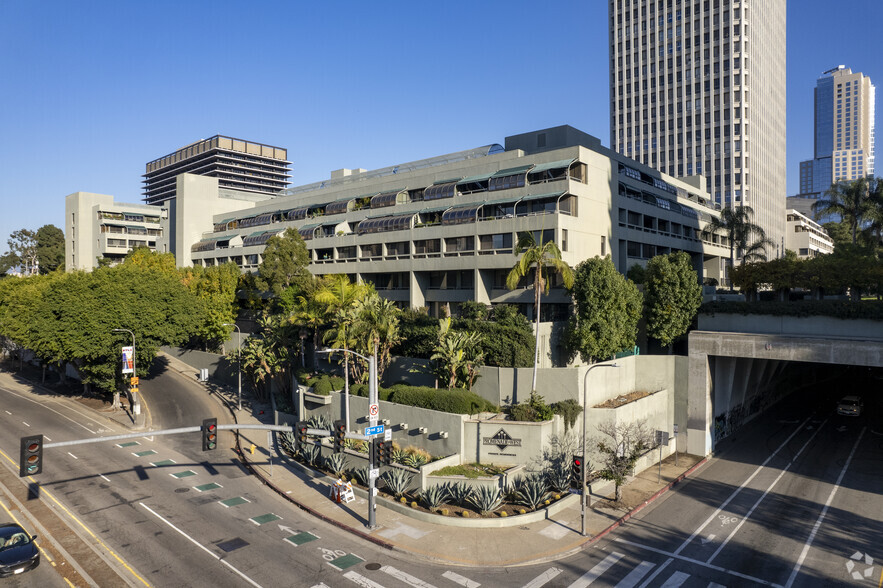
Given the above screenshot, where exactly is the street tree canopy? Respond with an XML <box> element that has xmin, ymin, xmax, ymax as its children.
<box><xmin>565</xmin><ymin>256</ymin><xmax>642</xmax><ymax>364</ymax></box>
<box><xmin>36</xmin><ymin>224</ymin><xmax>65</xmax><ymax>274</ymax></box>
<box><xmin>256</xmin><ymin>228</ymin><xmax>311</xmax><ymax>297</ymax></box>
<box><xmin>643</xmin><ymin>252</ymin><xmax>702</xmax><ymax>348</ymax></box>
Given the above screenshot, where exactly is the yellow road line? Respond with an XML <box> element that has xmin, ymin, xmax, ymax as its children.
<box><xmin>0</xmin><ymin>497</ymin><xmax>54</xmax><ymax>563</ymax></box>
<box><xmin>0</xmin><ymin>447</ymin><xmax>151</xmax><ymax>587</ymax></box>
<box><xmin>63</xmin><ymin>577</ymin><xmax>77</xmax><ymax>588</ymax></box>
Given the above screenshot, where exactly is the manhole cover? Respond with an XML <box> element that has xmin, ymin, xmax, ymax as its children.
<box><xmin>174</xmin><ymin>488</ymin><xmax>190</xmax><ymax>493</ymax></box>
<box><xmin>217</xmin><ymin>537</ymin><xmax>249</xmax><ymax>552</ymax></box>
<box><xmin>365</xmin><ymin>563</ymin><xmax>381</xmax><ymax>571</ymax></box>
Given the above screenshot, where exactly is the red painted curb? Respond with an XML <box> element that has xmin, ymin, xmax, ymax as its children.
<box><xmin>587</xmin><ymin>457</ymin><xmax>709</xmax><ymax>546</ymax></box>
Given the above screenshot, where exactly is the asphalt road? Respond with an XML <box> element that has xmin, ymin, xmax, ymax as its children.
<box><xmin>1</xmin><ymin>361</ymin><xmax>880</xmax><ymax>588</ymax></box>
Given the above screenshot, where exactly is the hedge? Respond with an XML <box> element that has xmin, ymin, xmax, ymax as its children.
<box><xmin>348</xmin><ymin>383</ymin><xmax>495</xmax><ymax>414</ymax></box>
<box><xmin>393</xmin><ymin>319</ymin><xmax>534</xmax><ymax>367</ymax></box>
<box><xmin>699</xmin><ymin>300</ymin><xmax>883</xmax><ymax>321</ymax></box>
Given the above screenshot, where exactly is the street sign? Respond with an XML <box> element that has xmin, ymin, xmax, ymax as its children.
<box><xmin>369</xmin><ymin>468</ymin><xmax>380</xmax><ymax>479</ymax></box>
<box><xmin>368</xmin><ymin>404</ymin><xmax>379</xmax><ymax>417</ymax></box>
<box><xmin>655</xmin><ymin>430</ymin><xmax>670</xmax><ymax>445</ymax></box>
<box><xmin>130</xmin><ymin>376</ymin><xmax>139</xmax><ymax>386</ymax></box>
<box><xmin>384</xmin><ymin>429</ymin><xmax>392</xmax><ymax>442</ymax></box>
<box><xmin>365</xmin><ymin>425</ymin><xmax>384</xmax><ymax>436</ymax></box>
<box><xmin>673</xmin><ymin>423</ymin><xmax>679</xmax><ymax>435</ymax></box>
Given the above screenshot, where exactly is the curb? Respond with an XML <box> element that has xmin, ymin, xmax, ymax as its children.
<box><xmin>586</xmin><ymin>456</ymin><xmax>710</xmax><ymax>546</ymax></box>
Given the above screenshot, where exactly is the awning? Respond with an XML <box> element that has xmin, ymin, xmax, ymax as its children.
<box><xmin>518</xmin><ymin>191</ymin><xmax>566</xmax><ymax>202</ymax></box>
<box><xmin>491</xmin><ymin>165</ymin><xmax>534</xmax><ymax>177</ymax></box>
<box><xmin>457</xmin><ymin>172</ymin><xmax>495</xmax><ymax>184</ymax></box>
<box><xmin>528</xmin><ymin>158</ymin><xmax>576</xmax><ymax>174</ymax></box>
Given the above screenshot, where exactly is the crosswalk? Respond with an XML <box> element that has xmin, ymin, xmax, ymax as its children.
<box><xmin>310</xmin><ymin>552</ymin><xmax>731</xmax><ymax>588</ymax></box>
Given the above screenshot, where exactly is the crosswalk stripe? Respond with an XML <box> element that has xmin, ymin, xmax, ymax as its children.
<box><xmin>443</xmin><ymin>571</ymin><xmax>479</xmax><ymax>587</ymax></box>
<box><xmin>659</xmin><ymin>571</ymin><xmax>690</xmax><ymax>587</ymax></box>
<box><xmin>568</xmin><ymin>552</ymin><xmax>625</xmax><ymax>587</ymax></box>
<box><xmin>707</xmin><ymin>583</ymin><xmax>727</xmax><ymax>588</ymax></box>
<box><xmin>381</xmin><ymin>565</ymin><xmax>438</xmax><ymax>587</ymax></box>
<box><xmin>344</xmin><ymin>571</ymin><xmax>387</xmax><ymax>587</ymax></box>
<box><xmin>615</xmin><ymin>561</ymin><xmax>655</xmax><ymax>588</ymax></box>
<box><xmin>522</xmin><ymin>568</ymin><xmax>563</xmax><ymax>588</ymax></box>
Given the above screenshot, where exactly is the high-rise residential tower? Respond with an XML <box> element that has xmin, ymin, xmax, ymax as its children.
<box><xmin>609</xmin><ymin>0</ymin><xmax>787</xmax><ymax>251</ymax></box>
<box><xmin>798</xmin><ymin>66</ymin><xmax>875</xmax><ymax>199</ymax></box>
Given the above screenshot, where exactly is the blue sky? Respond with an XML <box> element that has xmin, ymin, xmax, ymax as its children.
<box><xmin>1</xmin><ymin>1</ymin><xmax>881</xmax><ymax>249</ymax></box>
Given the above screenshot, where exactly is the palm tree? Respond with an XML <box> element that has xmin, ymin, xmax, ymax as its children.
<box><xmin>350</xmin><ymin>292</ymin><xmax>401</xmax><ymax>384</ymax></box>
<box><xmin>813</xmin><ymin>178</ymin><xmax>872</xmax><ymax>246</ymax></box>
<box><xmin>506</xmin><ymin>232</ymin><xmax>574</xmax><ymax>393</ymax></box>
<box><xmin>314</xmin><ymin>274</ymin><xmax>372</xmax><ymax>393</ymax></box>
<box><xmin>702</xmin><ymin>206</ymin><xmax>769</xmax><ymax>289</ymax></box>
<box><xmin>289</xmin><ymin>295</ymin><xmax>328</xmax><ymax>371</ymax></box>
<box><xmin>861</xmin><ymin>177</ymin><xmax>883</xmax><ymax>249</ymax></box>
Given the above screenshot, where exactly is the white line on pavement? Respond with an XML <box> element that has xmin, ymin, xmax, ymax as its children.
<box><xmin>784</xmin><ymin>427</ymin><xmax>866</xmax><ymax>588</ymax></box>
<box><xmin>4</xmin><ymin>410</ymin><xmax>10</xmax><ymax>415</ymax></box>
<box><xmin>22</xmin><ymin>421</ymin><xmax>30</xmax><ymax>427</ymax></box>
<box><xmin>522</xmin><ymin>567</ymin><xmax>563</xmax><ymax>588</ymax></box>
<box><xmin>674</xmin><ymin>416</ymin><xmax>820</xmax><ymax>556</ymax></box>
<box><xmin>658</xmin><ymin>571</ymin><xmax>690</xmax><ymax>587</ymax></box>
<box><xmin>44</xmin><ymin>436</ymin><xmax>51</xmax><ymax>441</ymax></box>
<box><xmin>616</xmin><ymin>538</ymin><xmax>781</xmax><ymax>587</ymax></box>
<box><xmin>707</xmin><ymin>417</ymin><xmax>829</xmax><ymax>564</ymax></box>
<box><xmin>139</xmin><ymin>502</ymin><xmax>263</xmax><ymax>588</ymax></box>
<box><xmin>343</xmin><ymin>571</ymin><xmax>387</xmax><ymax>587</ymax></box>
<box><xmin>67</xmin><ymin>452</ymin><xmax>77</xmax><ymax>459</ymax></box>
<box><xmin>0</xmin><ymin>388</ymin><xmax>99</xmax><ymax>434</ymax></box>
<box><xmin>443</xmin><ymin>570</ymin><xmax>480</xmax><ymax>587</ymax></box>
<box><xmin>615</xmin><ymin>561</ymin><xmax>654</xmax><ymax>587</ymax></box>
<box><xmin>380</xmin><ymin>565</ymin><xmax>437</xmax><ymax>587</ymax></box>
<box><xmin>568</xmin><ymin>552</ymin><xmax>624</xmax><ymax>587</ymax></box>
<box><xmin>638</xmin><ymin>558</ymin><xmax>672</xmax><ymax>588</ymax></box>
<box><xmin>99</xmin><ymin>474</ymin><xmax>110</xmax><ymax>482</ymax></box>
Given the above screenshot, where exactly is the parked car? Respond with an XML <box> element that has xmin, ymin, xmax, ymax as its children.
<box><xmin>0</xmin><ymin>522</ymin><xmax>39</xmax><ymax>577</ymax></box>
<box><xmin>836</xmin><ymin>395</ymin><xmax>863</xmax><ymax>417</ymax></box>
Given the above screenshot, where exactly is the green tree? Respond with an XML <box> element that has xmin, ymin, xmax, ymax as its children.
<box><xmin>643</xmin><ymin>252</ymin><xmax>702</xmax><ymax>348</ymax></box>
<box><xmin>316</xmin><ymin>274</ymin><xmax>373</xmax><ymax>390</ymax></box>
<box><xmin>702</xmin><ymin>206</ymin><xmax>771</xmax><ymax>289</ymax></box>
<box><xmin>506</xmin><ymin>232</ymin><xmax>574</xmax><ymax>393</ymax></box>
<box><xmin>595</xmin><ymin>420</ymin><xmax>654</xmax><ymax>502</ymax></box>
<box><xmin>123</xmin><ymin>246</ymin><xmax>178</xmax><ymax>273</ymax></box>
<box><xmin>3</xmin><ymin>229</ymin><xmax>38</xmax><ymax>275</ymax></box>
<box><xmin>290</xmin><ymin>294</ymin><xmax>329</xmax><ymax>371</ymax></box>
<box><xmin>813</xmin><ymin>178</ymin><xmax>873</xmax><ymax>246</ymax></box>
<box><xmin>430</xmin><ymin>317</ymin><xmax>483</xmax><ymax>389</ymax></box>
<box><xmin>350</xmin><ymin>292</ymin><xmax>401</xmax><ymax>384</ymax></box>
<box><xmin>566</xmin><ymin>256</ymin><xmax>642</xmax><ymax>364</ymax></box>
<box><xmin>181</xmin><ymin>263</ymin><xmax>241</xmax><ymax>350</ymax></box>
<box><xmin>256</xmin><ymin>228</ymin><xmax>311</xmax><ymax>296</ymax></box>
<box><xmin>35</xmin><ymin>224</ymin><xmax>65</xmax><ymax>274</ymax></box>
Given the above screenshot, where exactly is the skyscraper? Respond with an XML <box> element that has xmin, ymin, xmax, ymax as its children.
<box><xmin>609</xmin><ymin>0</ymin><xmax>787</xmax><ymax>250</ymax></box>
<box><xmin>799</xmin><ymin>66</ymin><xmax>875</xmax><ymax>198</ymax></box>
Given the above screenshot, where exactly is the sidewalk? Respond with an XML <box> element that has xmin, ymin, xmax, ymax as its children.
<box><xmin>153</xmin><ymin>354</ymin><xmax>709</xmax><ymax>567</ymax></box>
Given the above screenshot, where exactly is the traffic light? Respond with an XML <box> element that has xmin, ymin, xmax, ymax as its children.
<box><xmin>571</xmin><ymin>455</ymin><xmax>584</xmax><ymax>484</ymax></box>
<box><xmin>295</xmin><ymin>421</ymin><xmax>308</xmax><ymax>451</ymax></box>
<box><xmin>370</xmin><ymin>439</ymin><xmax>380</xmax><ymax>465</ymax></box>
<box><xmin>20</xmin><ymin>435</ymin><xmax>43</xmax><ymax>477</ymax></box>
<box><xmin>376</xmin><ymin>440</ymin><xmax>392</xmax><ymax>465</ymax></box>
<box><xmin>333</xmin><ymin>420</ymin><xmax>345</xmax><ymax>453</ymax></box>
<box><xmin>202</xmin><ymin>418</ymin><xmax>218</xmax><ymax>451</ymax></box>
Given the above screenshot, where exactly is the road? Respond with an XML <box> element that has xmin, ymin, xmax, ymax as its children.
<box><xmin>1</xmin><ymin>361</ymin><xmax>880</xmax><ymax>587</ymax></box>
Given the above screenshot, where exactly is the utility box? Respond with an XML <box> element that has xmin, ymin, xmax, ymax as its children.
<box><xmin>199</xmin><ymin>368</ymin><xmax>209</xmax><ymax>382</ymax></box>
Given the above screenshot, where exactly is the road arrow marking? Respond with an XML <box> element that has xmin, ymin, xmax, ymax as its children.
<box><xmin>836</xmin><ymin>426</ymin><xmax>848</xmax><ymax>432</ymax></box>
<box><xmin>701</xmin><ymin>535</ymin><xmax>716</xmax><ymax>545</ymax></box>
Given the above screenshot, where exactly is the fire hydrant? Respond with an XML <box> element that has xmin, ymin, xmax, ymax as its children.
<box><xmin>249</xmin><ymin>444</ymin><xmax>256</xmax><ymax>455</ymax></box>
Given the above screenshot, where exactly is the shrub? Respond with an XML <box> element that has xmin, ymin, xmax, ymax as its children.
<box><xmin>458</xmin><ymin>300</ymin><xmax>490</xmax><ymax>320</ymax></box>
<box><xmin>329</xmin><ymin>375</ymin><xmax>345</xmax><ymax>390</ymax></box>
<box><xmin>324</xmin><ymin>453</ymin><xmax>348</xmax><ymax>478</ymax></box>
<box><xmin>515</xmin><ymin>474</ymin><xmax>550</xmax><ymax>511</ymax></box>
<box><xmin>381</xmin><ymin>468</ymin><xmax>413</xmax><ymax>498</ymax></box>
<box><xmin>344</xmin><ymin>438</ymin><xmax>367</xmax><ymax>452</ymax></box>
<box><xmin>350</xmin><ymin>383</ymin><xmax>369</xmax><ymax>397</ymax></box>
<box><xmin>312</xmin><ymin>376</ymin><xmax>333</xmax><ymax>396</ymax></box>
<box><xmin>445</xmin><ymin>482</ymin><xmax>474</xmax><ymax>507</ymax></box>
<box><xmin>552</xmin><ymin>399</ymin><xmax>583</xmax><ymax>432</ymax></box>
<box><xmin>385</xmin><ymin>385</ymin><xmax>496</xmax><ymax>415</ymax></box>
<box><xmin>420</xmin><ymin>485</ymin><xmax>448</xmax><ymax>511</ymax></box>
<box><xmin>508</xmin><ymin>392</ymin><xmax>554</xmax><ymax>422</ymax></box>
<box><xmin>468</xmin><ymin>486</ymin><xmax>503</xmax><ymax>515</ymax></box>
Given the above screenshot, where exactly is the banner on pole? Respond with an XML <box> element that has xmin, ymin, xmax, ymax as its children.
<box><xmin>121</xmin><ymin>346</ymin><xmax>134</xmax><ymax>374</ymax></box>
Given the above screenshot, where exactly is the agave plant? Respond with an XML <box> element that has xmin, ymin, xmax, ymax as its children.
<box><xmin>545</xmin><ymin>458</ymin><xmax>572</xmax><ymax>493</ymax></box>
<box><xmin>390</xmin><ymin>448</ymin><xmax>407</xmax><ymax>464</ymax></box>
<box><xmin>515</xmin><ymin>474</ymin><xmax>550</xmax><ymax>511</ymax></box>
<box><xmin>278</xmin><ymin>431</ymin><xmax>296</xmax><ymax>454</ymax></box>
<box><xmin>324</xmin><ymin>452</ymin><xmax>348</xmax><ymax>478</ymax></box>
<box><xmin>468</xmin><ymin>485</ymin><xmax>503</xmax><ymax>515</ymax></box>
<box><xmin>445</xmin><ymin>481</ymin><xmax>474</xmax><ymax>507</ymax></box>
<box><xmin>402</xmin><ymin>452</ymin><xmax>429</xmax><ymax>469</ymax></box>
<box><xmin>420</xmin><ymin>485</ymin><xmax>448</xmax><ymax>511</ymax></box>
<box><xmin>380</xmin><ymin>468</ymin><xmax>413</xmax><ymax>498</ymax></box>
<box><xmin>307</xmin><ymin>414</ymin><xmax>332</xmax><ymax>432</ymax></box>
<box><xmin>351</xmin><ymin>466</ymin><xmax>371</xmax><ymax>487</ymax></box>
<box><xmin>345</xmin><ymin>438</ymin><xmax>367</xmax><ymax>452</ymax></box>
<box><xmin>299</xmin><ymin>443</ymin><xmax>321</xmax><ymax>467</ymax></box>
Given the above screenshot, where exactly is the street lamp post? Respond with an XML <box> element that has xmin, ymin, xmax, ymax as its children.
<box><xmin>222</xmin><ymin>323</ymin><xmax>242</xmax><ymax>411</ymax></box>
<box><xmin>317</xmin><ymin>346</ymin><xmax>379</xmax><ymax>530</ymax></box>
<box><xmin>581</xmin><ymin>361</ymin><xmax>618</xmax><ymax>537</ymax></box>
<box><xmin>112</xmin><ymin>328</ymin><xmax>138</xmax><ymax>417</ymax></box>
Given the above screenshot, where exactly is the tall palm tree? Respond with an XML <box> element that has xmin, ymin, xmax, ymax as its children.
<box><xmin>506</xmin><ymin>232</ymin><xmax>574</xmax><ymax>393</ymax></box>
<box><xmin>289</xmin><ymin>295</ymin><xmax>328</xmax><ymax>371</ymax></box>
<box><xmin>350</xmin><ymin>293</ymin><xmax>401</xmax><ymax>384</ymax></box>
<box><xmin>813</xmin><ymin>178</ymin><xmax>872</xmax><ymax>246</ymax></box>
<box><xmin>702</xmin><ymin>206</ymin><xmax>769</xmax><ymax>289</ymax></box>
<box><xmin>314</xmin><ymin>274</ymin><xmax>372</xmax><ymax>391</ymax></box>
<box><xmin>862</xmin><ymin>177</ymin><xmax>883</xmax><ymax>248</ymax></box>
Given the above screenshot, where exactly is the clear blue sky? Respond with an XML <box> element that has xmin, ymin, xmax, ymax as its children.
<box><xmin>1</xmin><ymin>1</ymin><xmax>881</xmax><ymax>249</ymax></box>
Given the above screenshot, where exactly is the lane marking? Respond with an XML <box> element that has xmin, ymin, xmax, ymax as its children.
<box><xmin>67</xmin><ymin>452</ymin><xmax>78</xmax><ymax>459</ymax></box>
<box><xmin>443</xmin><ymin>570</ymin><xmax>480</xmax><ymax>587</ymax></box>
<box><xmin>674</xmin><ymin>416</ymin><xmax>822</xmax><ymax>556</ymax></box>
<box><xmin>617</xmin><ymin>538</ymin><xmax>780</xmax><ymax>586</ymax></box>
<box><xmin>149</xmin><ymin>459</ymin><xmax>176</xmax><ymax>467</ymax></box>
<box><xmin>381</xmin><ymin>565</ymin><xmax>438</xmax><ymax>587</ymax></box>
<box><xmin>658</xmin><ymin>571</ymin><xmax>689</xmax><ymax>587</ymax></box>
<box><xmin>22</xmin><ymin>421</ymin><xmax>30</xmax><ymax>427</ymax></box>
<box><xmin>139</xmin><ymin>502</ymin><xmax>262</xmax><ymax>588</ymax></box>
<box><xmin>708</xmin><ymin>416</ymin><xmax>828</xmax><ymax>563</ymax></box>
<box><xmin>44</xmin><ymin>436</ymin><xmax>51</xmax><ymax>442</ymax></box>
<box><xmin>219</xmin><ymin>496</ymin><xmax>250</xmax><ymax>508</ymax></box>
<box><xmin>0</xmin><ymin>447</ymin><xmax>150</xmax><ymax>587</ymax></box>
<box><xmin>785</xmin><ymin>427</ymin><xmax>867</xmax><ymax>588</ymax></box>
<box><xmin>194</xmin><ymin>482</ymin><xmax>222</xmax><ymax>492</ymax></box>
<box><xmin>615</xmin><ymin>561</ymin><xmax>654</xmax><ymax>588</ymax></box>
<box><xmin>4</xmin><ymin>410</ymin><xmax>10</xmax><ymax>415</ymax></box>
<box><xmin>568</xmin><ymin>552</ymin><xmax>624</xmax><ymax>587</ymax></box>
<box><xmin>0</xmin><ymin>387</ymin><xmax>104</xmax><ymax>434</ymax></box>
<box><xmin>638</xmin><ymin>558</ymin><xmax>672</xmax><ymax>588</ymax></box>
<box><xmin>343</xmin><ymin>571</ymin><xmax>386</xmax><ymax>587</ymax></box>
<box><xmin>522</xmin><ymin>567</ymin><xmax>563</xmax><ymax>588</ymax></box>
<box><xmin>99</xmin><ymin>474</ymin><xmax>111</xmax><ymax>482</ymax></box>
<box><xmin>250</xmin><ymin>513</ymin><xmax>281</xmax><ymax>525</ymax></box>
<box><xmin>0</xmin><ymin>490</ymin><xmax>57</xmax><ymax>566</ymax></box>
